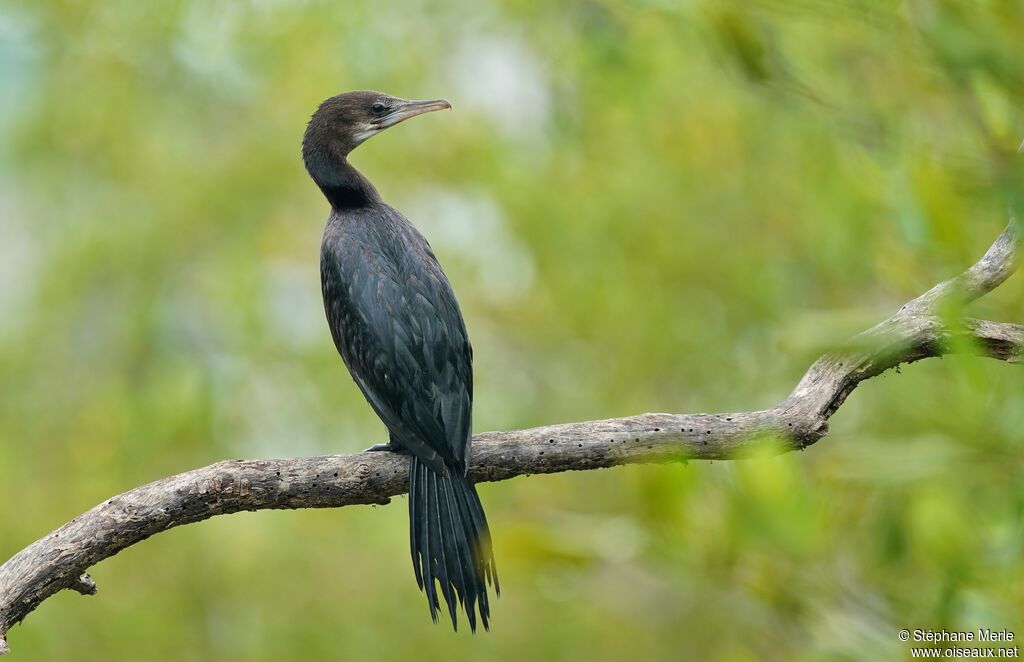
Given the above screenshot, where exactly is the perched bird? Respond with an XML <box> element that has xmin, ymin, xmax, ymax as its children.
<box><xmin>302</xmin><ymin>91</ymin><xmax>498</xmax><ymax>631</ymax></box>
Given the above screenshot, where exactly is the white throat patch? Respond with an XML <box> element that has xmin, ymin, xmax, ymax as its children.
<box><xmin>352</xmin><ymin>123</ymin><xmax>381</xmax><ymax>146</ymax></box>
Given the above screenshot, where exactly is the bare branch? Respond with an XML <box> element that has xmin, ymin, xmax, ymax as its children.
<box><xmin>0</xmin><ymin>221</ymin><xmax>1019</xmax><ymax>653</ymax></box>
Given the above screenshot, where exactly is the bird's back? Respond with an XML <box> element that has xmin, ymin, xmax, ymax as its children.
<box><xmin>320</xmin><ymin>204</ymin><xmax>473</xmax><ymax>471</ymax></box>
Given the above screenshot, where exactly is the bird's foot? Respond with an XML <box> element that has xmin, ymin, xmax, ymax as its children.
<box><xmin>363</xmin><ymin>442</ymin><xmax>409</xmax><ymax>454</ymax></box>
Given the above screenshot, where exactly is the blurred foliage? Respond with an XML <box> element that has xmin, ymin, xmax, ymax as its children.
<box><xmin>1</xmin><ymin>0</ymin><xmax>1023</xmax><ymax>660</ymax></box>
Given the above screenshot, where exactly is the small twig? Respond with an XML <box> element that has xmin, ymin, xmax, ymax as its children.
<box><xmin>69</xmin><ymin>574</ymin><xmax>97</xmax><ymax>596</ymax></box>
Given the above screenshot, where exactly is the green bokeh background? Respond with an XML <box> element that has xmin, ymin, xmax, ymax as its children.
<box><xmin>2</xmin><ymin>1</ymin><xmax>1023</xmax><ymax>660</ymax></box>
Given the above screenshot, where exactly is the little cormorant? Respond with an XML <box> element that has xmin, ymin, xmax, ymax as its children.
<box><xmin>302</xmin><ymin>91</ymin><xmax>498</xmax><ymax>631</ymax></box>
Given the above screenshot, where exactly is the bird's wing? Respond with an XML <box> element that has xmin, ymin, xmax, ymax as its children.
<box><xmin>321</xmin><ymin>224</ymin><xmax>473</xmax><ymax>472</ymax></box>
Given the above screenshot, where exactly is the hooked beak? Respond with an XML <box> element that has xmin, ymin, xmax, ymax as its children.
<box><xmin>375</xmin><ymin>98</ymin><xmax>452</xmax><ymax>129</ymax></box>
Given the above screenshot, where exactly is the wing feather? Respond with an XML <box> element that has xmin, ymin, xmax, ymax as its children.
<box><xmin>321</xmin><ymin>209</ymin><xmax>473</xmax><ymax>470</ymax></box>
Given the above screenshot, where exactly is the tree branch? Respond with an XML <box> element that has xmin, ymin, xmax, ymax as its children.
<box><xmin>0</xmin><ymin>221</ymin><xmax>1020</xmax><ymax>653</ymax></box>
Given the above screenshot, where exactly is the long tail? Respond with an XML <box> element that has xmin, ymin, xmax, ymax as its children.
<box><xmin>408</xmin><ymin>455</ymin><xmax>499</xmax><ymax>632</ymax></box>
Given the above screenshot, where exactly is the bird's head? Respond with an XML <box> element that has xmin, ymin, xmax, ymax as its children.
<box><xmin>303</xmin><ymin>90</ymin><xmax>451</xmax><ymax>160</ymax></box>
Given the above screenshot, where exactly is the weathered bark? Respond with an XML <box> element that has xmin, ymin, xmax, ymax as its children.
<box><xmin>0</xmin><ymin>219</ymin><xmax>1019</xmax><ymax>654</ymax></box>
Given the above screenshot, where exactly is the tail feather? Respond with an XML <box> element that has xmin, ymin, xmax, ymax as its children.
<box><xmin>410</xmin><ymin>473</ymin><xmax>424</xmax><ymax>589</ymax></box>
<box><xmin>429</xmin><ymin>472</ymin><xmax>457</xmax><ymax>628</ymax></box>
<box><xmin>409</xmin><ymin>456</ymin><xmax>497</xmax><ymax>631</ymax></box>
<box><xmin>438</xmin><ymin>476</ymin><xmax>474</xmax><ymax>620</ymax></box>
<box><xmin>453</xmin><ymin>472</ymin><xmax>499</xmax><ymax>595</ymax></box>
<box><xmin>411</xmin><ymin>465</ymin><xmax>440</xmax><ymax>618</ymax></box>
<box><xmin>440</xmin><ymin>475</ymin><xmax>479</xmax><ymax>618</ymax></box>
<box><xmin>450</xmin><ymin>477</ymin><xmax>489</xmax><ymax>627</ymax></box>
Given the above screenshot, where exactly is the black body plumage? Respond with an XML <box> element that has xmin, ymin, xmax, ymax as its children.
<box><xmin>303</xmin><ymin>91</ymin><xmax>498</xmax><ymax>630</ymax></box>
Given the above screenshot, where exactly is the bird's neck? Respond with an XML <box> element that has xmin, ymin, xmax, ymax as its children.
<box><xmin>308</xmin><ymin>150</ymin><xmax>381</xmax><ymax>210</ymax></box>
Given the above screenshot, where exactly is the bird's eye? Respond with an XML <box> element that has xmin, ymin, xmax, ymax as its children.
<box><xmin>371</xmin><ymin>102</ymin><xmax>387</xmax><ymax>116</ymax></box>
